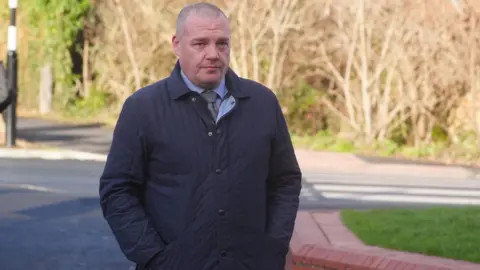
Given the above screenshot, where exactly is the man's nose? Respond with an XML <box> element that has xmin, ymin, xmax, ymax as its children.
<box><xmin>205</xmin><ymin>44</ymin><xmax>219</xmax><ymax>59</ymax></box>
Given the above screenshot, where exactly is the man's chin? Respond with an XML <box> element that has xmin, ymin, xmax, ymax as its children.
<box><xmin>199</xmin><ymin>81</ymin><xmax>220</xmax><ymax>90</ymax></box>
<box><xmin>198</xmin><ymin>77</ymin><xmax>223</xmax><ymax>89</ymax></box>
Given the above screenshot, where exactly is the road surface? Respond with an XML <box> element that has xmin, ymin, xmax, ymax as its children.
<box><xmin>0</xmin><ymin>158</ymin><xmax>129</xmax><ymax>270</ymax></box>
<box><xmin>300</xmin><ymin>171</ymin><xmax>480</xmax><ymax>210</ymax></box>
<box><xmin>1</xmin><ymin>158</ymin><xmax>479</xmax><ymax>269</ymax></box>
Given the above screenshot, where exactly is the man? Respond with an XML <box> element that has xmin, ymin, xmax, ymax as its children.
<box><xmin>99</xmin><ymin>2</ymin><xmax>302</xmax><ymax>270</ymax></box>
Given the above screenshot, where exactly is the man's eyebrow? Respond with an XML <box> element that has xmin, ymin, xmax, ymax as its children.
<box><xmin>191</xmin><ymin>38</ymin><xmax>207</xmax><ymax>42</ymax></box>
<box><xmin>190</xmin><ymin>37</ymin><xmax>230</xmax><ymax>42</ymax></box>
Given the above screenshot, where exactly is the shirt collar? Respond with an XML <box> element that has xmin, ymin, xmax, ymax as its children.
<box><xmin>180</xmin><ymin>69</ymin><xmax>227</xmax><ymax>99</ymax></box>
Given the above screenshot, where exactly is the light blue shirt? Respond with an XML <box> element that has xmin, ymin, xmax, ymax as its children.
<box><xmin>180</xmin><ymin>70</ymin><xmax>227</xmax><ymax>106</ymax></box>
<box><xmin>180</xmin><ymin>70</ymin><xmax>235</xmax><ymax>123</ymax></box>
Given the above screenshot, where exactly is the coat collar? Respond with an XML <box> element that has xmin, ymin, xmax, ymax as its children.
<box><xmin>166</xmin><ymin>61</ymin><xmax>249</xmax><ymax>100</ymax></box>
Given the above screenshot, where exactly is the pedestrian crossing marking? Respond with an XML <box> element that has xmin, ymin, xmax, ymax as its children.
<box><xmin>306</xmin><ymin>183</ymin><xmax>480</xmax><ymax>205</ymax></box>
<box><xmin>313</xmin><ymin>184</ymin><xmax>480</xmax><ymax>197</ymax></box>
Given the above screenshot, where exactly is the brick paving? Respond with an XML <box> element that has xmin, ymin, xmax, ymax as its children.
<box><xmin>289</xmin><ymin>210</ymin><xmax>480</xmax><ymax>270</ymax></box>
<box><xmin>295</xmin><ymin>149</ymin><xmax>474</xmax><ymax>179</ymax></box>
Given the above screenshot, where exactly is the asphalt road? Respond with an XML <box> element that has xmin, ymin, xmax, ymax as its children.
<box><xmin>1</xmin><ymin>158</ymin><xmax>479</xmax><ymax>269</ymax></box>
<box><xmin>0</xmin><ymin>158</ymin><xmax>129</xmax><ymax>270</ymax></box>
<box><xmin>299</xmin><ymin>171</ymin><xmax>480</xmax><ymax>210</ymax></box>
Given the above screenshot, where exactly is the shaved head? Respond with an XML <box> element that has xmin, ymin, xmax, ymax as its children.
<box><xmin>172</xmin><ymin>2</ymin><xmax>230</xmax><ymax>89</ymax></box>
<box><xmin>175</xmin><ymin>2</ymin><xmax>228</xmax><ymax>37</ymax></box>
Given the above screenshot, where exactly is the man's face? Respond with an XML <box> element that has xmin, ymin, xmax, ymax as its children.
<box><xmin>172</xmin><ymin>13</ymin><xmax>230</xmax><ymax>89</ymax></box>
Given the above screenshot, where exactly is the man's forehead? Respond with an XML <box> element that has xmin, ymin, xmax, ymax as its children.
<box><xmin>184</xmin><ymin>14</ymin><xmax>229</xmax><ymax>30</ymax></box>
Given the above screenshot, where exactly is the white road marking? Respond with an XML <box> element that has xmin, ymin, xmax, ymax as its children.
<box><xmin>313</xmin><ymin>184</ymin><xmax>480</xmax><ymax>197</ymax></box>
<box><xmin>312</xmin><ymin>183</ymin><xmax>480</xmax><ymax>205</ymax></box>
<box><xmin>0</xmin><ymin>149</ymin><xmax>107</xmax><ymax>162</ymax></box>
<box><xmin>0</xmin><ymin>183</ymin><xmax>64</xmax><ymax>193</ymax></box>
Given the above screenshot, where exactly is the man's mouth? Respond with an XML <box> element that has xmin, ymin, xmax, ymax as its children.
<box><xmin>204</xmin><ymin>66</ymin><xmax>221</xmax><ymax>73</ymax></box>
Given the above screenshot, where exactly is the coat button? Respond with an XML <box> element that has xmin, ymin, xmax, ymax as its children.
<box><xmin>208</xmin><ymin>132</ymin><xmax>213</xmax><ymax>136</ymax></box>
<box><xmin>220</xmin><ymin>250</ymin><xmax>227</xmax><ymax>257</ymax></box>
<box><xmin>215</xmin><ymin>169</ymin><xmax>221</xmax><ymax>173</ymax></box>
<box><xmin>191</xmin><ymin>97</ymin><xmax>196</xmax><ymax>102</ymax></box>
<box><xmin>218</xmin><ymin>209</ymin><xmax>225</xmax><ymax>216</ymax></box>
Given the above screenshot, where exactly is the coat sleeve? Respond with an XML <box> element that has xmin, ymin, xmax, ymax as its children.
<box><xmin>99</xmin><ymin>95</ymin><xmax>165</xmax><ymax>267</ymax></box>
<box><xmin>266</xmin><ymin>97</ymin><xmax>303</xmax><ymax>256</ymax></box>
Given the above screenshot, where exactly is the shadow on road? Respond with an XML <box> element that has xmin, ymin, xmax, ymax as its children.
<box><xmin>19</xmin><ymin>123</ymin><xmax>106</xmax><ymax>133</ymax></box>
<box><xmin>0</xmin><ymin>189</ymin><xmax>130</xmax><ymax>270</ymax></box>
<box><xmin>16</xmin><ymin>117</ymin><xmax>113</xmax><ymax>154</ymax></box>
<box><xmin>16</xmin><ymin>197</ymin><xmax>99</xmax><ymax>220</ymax></box>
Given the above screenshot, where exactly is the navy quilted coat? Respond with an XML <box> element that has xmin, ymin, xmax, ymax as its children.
<box><xmin>99</xmin><ymin>62</ymin><xmax>302</xmax><ymax>270</ymax></box>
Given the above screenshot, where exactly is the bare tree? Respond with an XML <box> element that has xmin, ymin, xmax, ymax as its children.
<box><xmin>223</xmin><ymin>0</ymin><xmax>318</xmax><ymax>92</ymax></box>
<box><xmin>91</xmin><ymin>0</ymin><xmax>179</xmax><ymax>108</ymax></box>
<box><xmin>86</xmin><ymin>0</ymin><xmax>480</xmax><ymax>164</ymax></box>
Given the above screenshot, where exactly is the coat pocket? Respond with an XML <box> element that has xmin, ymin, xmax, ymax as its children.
<box><xmin>228</xmin><ymin>229</ymin><xmax>288</xmax><ymax>270</ymax></box>
<box><xmin>150</xmin><ymin>225</ymin><xmax>214</xmax><ymax>270</ymax></box>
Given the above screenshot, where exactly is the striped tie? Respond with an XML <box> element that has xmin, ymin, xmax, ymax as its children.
<box><xmin>201</xmin><ymin>90</ymin><xmax>219</xmax><ymax>120</ymax></box>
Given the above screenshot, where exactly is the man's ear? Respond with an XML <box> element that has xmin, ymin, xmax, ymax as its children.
<box><xmin>172</xmin><ymin>35</ymin><xmax>179</xmax><ymax>57</ymax></box>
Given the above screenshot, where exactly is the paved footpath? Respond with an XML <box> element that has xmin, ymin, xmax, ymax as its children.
<box><xmin>291</xmin><ymin>211</ymin><xmax>480</xmax><ymax>270</ymax></box>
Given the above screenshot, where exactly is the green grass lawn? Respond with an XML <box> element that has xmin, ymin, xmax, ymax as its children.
<box><xmin>340</xmin><ymin>207</ymin><xmax>480</xmax><ymax>263</ymax></box>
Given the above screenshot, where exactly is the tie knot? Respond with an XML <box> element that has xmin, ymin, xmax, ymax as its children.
<box><xmin>201</xmin><ymin>90</ymin><xmax>218</xmax><ymax>103</ymax></box>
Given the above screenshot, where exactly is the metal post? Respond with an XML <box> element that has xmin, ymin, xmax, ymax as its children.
<box><xmin>5</xmin><ymin>0</ymin><xmax>18</xmax><ymax>147</ymax></box>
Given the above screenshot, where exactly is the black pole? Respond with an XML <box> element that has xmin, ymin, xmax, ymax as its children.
<box><xmin>5</xmin><ymin>0</ymin><xmax>17</xmax><ymax>147</ymax></box>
